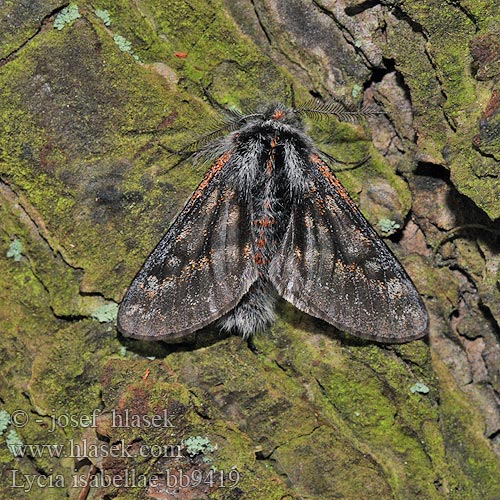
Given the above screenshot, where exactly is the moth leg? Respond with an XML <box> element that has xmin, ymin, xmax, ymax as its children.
<box><xmin>318</xmin><ymin>148</ymin><xmax>370</xmax><ymax>169</ymax></box>
<box><xmin>218</xmin><ymin>278</ymin><xmax>277</xmax><ymax>338</ymax></box>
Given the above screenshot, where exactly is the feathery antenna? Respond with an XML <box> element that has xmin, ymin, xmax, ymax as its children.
<box><xmin>297</xmin><ymin>98</ymin><xmax>382</xmax><ymax>123</ymax></box>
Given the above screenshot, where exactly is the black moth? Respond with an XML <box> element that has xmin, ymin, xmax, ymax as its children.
<box><xmin>118</xmin><ymin>100</ymin><xmax>429</xmax><ymax>343</ymax></box>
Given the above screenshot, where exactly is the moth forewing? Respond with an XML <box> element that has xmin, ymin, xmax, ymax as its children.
<box><xmin>117</xmin><ymin>152</ymin><xmax>259</xmax><ymax>340</ymax></box>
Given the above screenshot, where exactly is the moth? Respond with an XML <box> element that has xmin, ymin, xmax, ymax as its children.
<box><xmin>118</xmin><ymin>100</ymin><xmax>429</xmax><ymax>343</ymax></box>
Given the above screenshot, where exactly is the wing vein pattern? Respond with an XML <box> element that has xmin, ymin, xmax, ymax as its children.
<box><xmin>118</xmin><ymin>152</ymin><xmax>259</xmax><ymax>339</ymax></box>
<box><xmin>270</xmin><ymin>154</ymin><xmax>428</xmax><ymax>342</ymax></box>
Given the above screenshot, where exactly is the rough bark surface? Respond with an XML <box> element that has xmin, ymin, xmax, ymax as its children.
<box><xmin>1</xmin><ymin>1</ymin><xmax>500</xmax><ymax>499</ymax></box>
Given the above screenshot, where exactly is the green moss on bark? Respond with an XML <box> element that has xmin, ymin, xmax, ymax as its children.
<box><xmin>2</xmin><ymin>1</ymin><xmax>500</xmax><ymax>499</ymax></box>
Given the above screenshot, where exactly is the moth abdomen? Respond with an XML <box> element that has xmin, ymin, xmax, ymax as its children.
<box><xmin>218</xmin><ymin>279</ymin><xmax>277</xmax><ymax>338</ymax></box>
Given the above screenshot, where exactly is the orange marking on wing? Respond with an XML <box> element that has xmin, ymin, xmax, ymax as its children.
<box><xmin>311</xmin><ymin>154</ymin><xmax>355</xmax><ymax>205</ymax></box>
<box><xmin>243</xmin><ymin>242</ymin><xmax>252</xmax><ymax>258</ymax></box>
<box><xmin>256</xmin><ymin>237</ymin><xmax>266</xmax><ymax>248</ymax></box>
<box><xmin>294</xmin><ymin>247</ymin><xmax>303</xmax><ymax>261</ymax></box>
<box><xmin>192</xmin><ymin>151</ymin><xmax>232</xmax><ymax>200</ymax></box>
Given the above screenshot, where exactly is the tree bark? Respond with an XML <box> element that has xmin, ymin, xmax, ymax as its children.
<box><xmin>1</xmin><ymin>1</ymin><xmax>500</xmax><ymax>499</ymax></box>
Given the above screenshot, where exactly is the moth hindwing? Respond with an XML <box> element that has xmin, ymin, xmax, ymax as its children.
<box><xmin>118</xmin><ymin>102</ymin><xmax>428</xmax><ymax>343</ymax></box>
